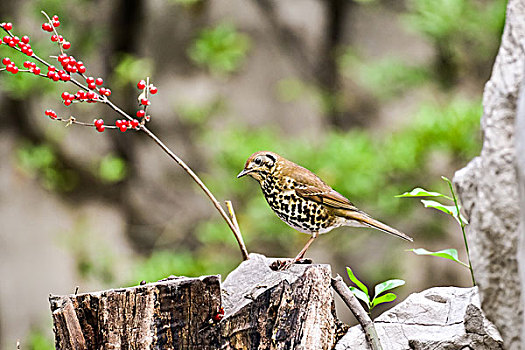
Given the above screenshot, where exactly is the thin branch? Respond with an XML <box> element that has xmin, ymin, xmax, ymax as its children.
<box><xmin>331</xmin><ymin>275</ymin><xmax>383</xmax><ymax>350</ymax></box>
<box><xmin>139</xmin><ymin>125</ymin><xmax>249</xmax><ymax>260</ymax></box>
<box><xmin>226</xmin><ymin>200</ymin><xmax>249</xmax><ymax>260</ymax></box>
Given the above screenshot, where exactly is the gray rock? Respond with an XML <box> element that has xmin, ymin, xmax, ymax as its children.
<box><xmin>335</xmin><ymin>286</ymin><xmax>503</xmax><ymax>350</ymax></box>
<box><xmin>453</xmin><ymin>0</ymin><xmax>525</xmax><ymax>348</ymax></box>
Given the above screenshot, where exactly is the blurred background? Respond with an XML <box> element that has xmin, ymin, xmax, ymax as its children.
<box><xmin>0</xmin><ymin>0</ymin><xmax>506</xmax><ymax>348</ymax></box>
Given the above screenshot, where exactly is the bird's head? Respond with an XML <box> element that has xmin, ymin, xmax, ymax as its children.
<box><xmin>237</xmin><ymin>151</ymin><xmax>279</xmax><ymax>182</ymax></box>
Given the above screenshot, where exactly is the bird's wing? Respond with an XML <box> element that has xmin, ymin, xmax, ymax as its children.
<box><xmin>295</xmin><ymin>186</ymin><xmax>359</xmax><ymax>211</ymax></box>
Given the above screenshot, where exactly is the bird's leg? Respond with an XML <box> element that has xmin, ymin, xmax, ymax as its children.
<box><xmin>293</xmin><ymin>232</ymin><xmax>318</xmax><ymax>262</ymax></box>
<box><xmin>274</xmin><ymin>232</ymin><xmax>318</xmax><ymax>271</ymax></box>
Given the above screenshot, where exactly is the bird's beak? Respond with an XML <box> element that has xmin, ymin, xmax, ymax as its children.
<box><xmin>237</xmin><ymin>168</ymin><xmax>251</xmax><ymax>178</ymax></box>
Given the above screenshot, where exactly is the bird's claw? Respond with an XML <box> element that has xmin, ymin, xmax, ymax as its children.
<box><xmin>269</xmin><ymin>258</ymin><xmax>313</xmax><ymax>271</ymax></box>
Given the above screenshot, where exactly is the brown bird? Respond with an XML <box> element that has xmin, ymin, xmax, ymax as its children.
<box><xmin>237</xmin><ymin>151</ymin><xmax>413</xmax><ymax>264</ymax></box>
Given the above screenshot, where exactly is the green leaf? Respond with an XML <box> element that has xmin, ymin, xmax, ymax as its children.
<box><xmin>371</xmin><ymin>293</ymin><xmax>397</xmax><ymax>308</ymax></box>
<box><xmin>349</xmin><ymin>286</ymin><xmax>371</xmax><ymax>308</ymax></box>
<box><xmin>374</xmin><ymin>279</ymin><xmax>405</xmax><ymax>297</ymax></box>
<box><xmin>396</xmin><ymin>187</ymin><xmax>452</xmax><ymax>200</ymax></box>
<box><xmin>409</xmin><ymin>248</ymin><xmax>469</xmax><ymax>268</ymax></box>
<box><xmin>420</xmin><ymin>199</ymin><xmax>469</xmax><ymax>225</ymax></box>
<box><xmin>346</xmin><ymin>267</ymin><xmax>369</xmax><ymax>296</ymax></box>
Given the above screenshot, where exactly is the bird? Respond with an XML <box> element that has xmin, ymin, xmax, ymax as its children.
<box><xmin>237</xmin><ymin>151</ymin><xmax>413</xmax><ymax>265</ymax></box>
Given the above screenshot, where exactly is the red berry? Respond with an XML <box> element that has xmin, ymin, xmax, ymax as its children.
<box><xmin>149</xmin><ymin>85</ymin><xmax>158</xmax><ymax>94</ymax></box>
<box><xmin>145</xmin><ymin>115</ymin><xmax>151</xmax><ymax>122</ymax></box>
<box><xmin>136</xmin><ymin>110</ymin><xmax>145</xmax><ymax>118</ymax></box>
<box><xmin>51</xmin><ymin>35</ymin><xmax>58</xmax><ymax>42</ymax></box>
<box><xmin>86</xmin><ymin>77</ymin><xmax>94</xmax><ymax>84</ymax></box>
<box><xmin>61</xmin><ymin>92</ymin><xmax>71</xmax><ymax>100</ymax></box>
<box><xmin>42</xmin><ymin>23</ymin><xmax>53</xmax><ymax>32</ymax></box>
<box><xmin>94</xmin><ymin>119</ymin><xmax>104</xmax><ymax>128</ymax></box>
<box><xmin>60</xmin><ymin>73</ymin><xmax>70</xmax><ymax>81</ymax></box>
<box><xmin>58</xmin><ymin>53</ymin><xmax>67</xmax><ymax>62</ymax></box>
<box><xmin>23</xmin><ymin>61</ymin><xmax>31</xmax><ymax>68</ymax></box>
<box><xmin>88</xmin><ymin>82</ymin><xmax>96</xmax><ymax>90</ymax></box>
<box><xmin>3</xmin><ymin>23</ymin><xmax>13</xmax><ymax>31</ymax></box>
<box><xmin>32</xmin><ymin>67</ymin><xmax>41</xmax><ymax>75</ymax></box>
<box><xmin>96</xmin><ymin>125</ymin><xmax>105</xmax><ymax>132</ymax></box>
<box><xmin>62</xmin><ymin>41</ymin><xmax>70</xmax><ymax>50</ymax></box>
<box><xmin>95</xmin><ymin>77</ymin><xmax>103</xmax><ymax>86</ymax></box>
<box><xmin>86</xmin><ymin>91</ymin><xmax>95</xmax><ymax>99</ymax></box>
<box><xmin>104</xmin><ymin>89</ymin><xmax>111</xmax><ymax>96</ymax></box>
<box><xmin>141</xmin><ymin>98</ymin><xmax>150</xmax><ymax>106</ymax></box>
<box><xmin>2</xmin><ymin>36</ymin><xmax>9</xmax><ymax>43</ymax></box>
<box><xmin>64</xmin><ymin>99</ymin><xmax>72</xmax><ymax>106</ymax></box>
<box><xmin>130</xmin><ymin>119</ymin><xmax>139</xmax><ymax>128</ymax></box>
<box><xmin>77</xmin><ymin>65</ymin><xmax>86</xmax><ymax>74</ymax></box>
<box><xmin>21</xmin><ymin>35</ymin><xmax>29</xmax><ymax>44</ymax></box>
<box><xmin>52</xmin><ymin>15</ymin><xmax>59</xmax><ymax>21</ymax></box>
<box><xmin>2</xmin><ymin>57</ymin><xmax>11</xmax><ymax>65</ymax></box>
<box><xmin>25</xmin><ymin>48</ymin><xmax>33</xmax><ymax>56</ymax></box>
<box><xmin>9</xmin><ymin>65</ymin><xmax>18</xmax><ymax>74</ymax></box>
<box><xmin>48</xmin><ymin>65</ymin><xmax>56</xmax><ymax>72</ymax></box>
<box><xmin>119</xmin><ymin>124</ymin><xmax>127</xmax><ymax>132</ymax></box>
<box><xmin>52</xmin><ymin>20</ymin><xmax>60</xmax><ymax>28</ymax></box>
<box><xmin>137</xmin><ymin>80</ymin><xmax>146</xmax><ymax>89</ymax></box>
<box><xmin>66</xmin><ymin>65</ymin><xmax>77</xmax><ymax>73</ymax></box>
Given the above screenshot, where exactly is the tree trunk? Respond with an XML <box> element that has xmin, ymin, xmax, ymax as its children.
<box><xmin>50</xmin><ymin>254</ymin><xmax>342</xmax><ymax>350</ymax></box>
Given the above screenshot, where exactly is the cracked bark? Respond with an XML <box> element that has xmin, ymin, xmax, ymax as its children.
<box><xmin>50</xmin><ymin>254</ymin><xmax>342</xmax><ymax>350</ymax></box>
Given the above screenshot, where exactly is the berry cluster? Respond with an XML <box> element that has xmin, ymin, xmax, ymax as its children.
<box><xmin>115</xmin><ymin>119</ymin><xmax>140</xmax><ymax>132</ymax></box>
<box><xmin>1</xmin><ymin>12</ymin><xmax>157</xmax><ymax>135</ymax></box>
<box><xmin>2</xmin><ymin>57</ymin><xmax>18</xmax><ymax>74</ymax></box>
<box><xmin>94</xmin><ymin>119</ymin><xmax>105</xmax><ymax>132</ymax></box>
<box><xmin>46</xmin><ymin>65</ymin><xmax>70</xmax><ymax>82</ymax></box>
<box><xmin>22</xmin><ymin>61</ymin><xmax>41</xmax><ymax>75</ymax></box>
<box><xmin>42</xmin><ymin>15</ymin><xmax>71</xmax><ymax>50</ymax></box>
<box><xmin>44</xmin><ymin>109</ymin><xmax>58</xmax><ymax>120</ymax></box>
<box><xmin>57</xmin><ymin>53</ymin><xmax>86</xmax><ymax>74</ymax></box>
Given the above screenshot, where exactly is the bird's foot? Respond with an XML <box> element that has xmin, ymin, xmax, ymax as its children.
<box><xmin>269</xmin><ymin>258</ymin><xmax>312</xmax><ymax>271</ymax></box>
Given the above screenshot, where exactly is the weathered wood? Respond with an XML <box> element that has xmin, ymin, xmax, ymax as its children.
<box><xmin>50</xmin><ymin>275</ymin><xmax>222</xmax><ymax>349</ymax></box>
<box><xmin>50</xmin><ymin>254</ymin><xmax>341</xmax><ymax>349</ymax></box>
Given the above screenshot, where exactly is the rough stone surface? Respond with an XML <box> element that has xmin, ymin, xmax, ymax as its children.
<box><xmin>453</xmin><ymin>0</ymin><xmax>525</xmax><ymax>348</ymax></box>
<box><xmin>335</xmin><ymin>286</ymin><xmax>503</xmax><ymax>350</ymax></box>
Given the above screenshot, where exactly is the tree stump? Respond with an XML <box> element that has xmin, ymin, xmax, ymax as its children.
<box><xmin>49</xmin><ymin>254</ymin><xmax>341</xmax><ymax>350</ymax></box>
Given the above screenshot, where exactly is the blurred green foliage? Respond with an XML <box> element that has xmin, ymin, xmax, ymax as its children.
<box><xmin>16</xmin><ymin>141</ymin><xmax>78</xmax><ymax>191</ymax></box>
<box><xmin>27</xmin><ymin>329</ymin><xmax>54</xmax><ymax>350</ymax></box>
<box><xmin>339</xmin><ymin>53</ymin><xmax>431</xmax><ymax>100</ymax></box>
<box><xmin>188</xmin><ymin>23</ymin><xmax>251</xmax><ymax>75</ymax></box>
<box><xmin>132</xmin><ymin>249</ymin><xmax>238</xmax><ymax>283</ymax></box>
<box><xmin>403</xmin><ymin>0</ymin><xmax>506</xmax><ymax>80</ymax></box>
<box><xmin>111</xmin><ymin>54</ymin><xmax>154</xmax><ymax>88</ymax></box>
<box><xmin>59</xmin><ymin>219</ymin><xmax>117</xmax><ymax>284</ymax></box>
<box><xmin>98</xmin><ymin>154</ymin><xmax>127</xmax><ymax>183</ymax></box>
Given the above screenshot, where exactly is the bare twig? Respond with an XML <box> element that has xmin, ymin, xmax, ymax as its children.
<box><xmin>331</xmin><ymin>275</ymin><xmax>382</xmax><ymax>350</ymax></box>
<box><xmin>225</xmin><ymin>200</ymin><xmax>249</xmax><ymax>260</ymax></box>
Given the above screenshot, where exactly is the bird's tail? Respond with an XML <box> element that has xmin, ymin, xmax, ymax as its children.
<box><xmin>342</xmin><ymin>210</ymin><xmax>413</xmax><ymax>242</ymax></box>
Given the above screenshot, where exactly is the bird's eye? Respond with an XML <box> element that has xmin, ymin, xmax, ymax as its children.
<box><xmin>254</xmin><ymin>157</ymin><xmax>262</xmax><ymax>165</ymax></box>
